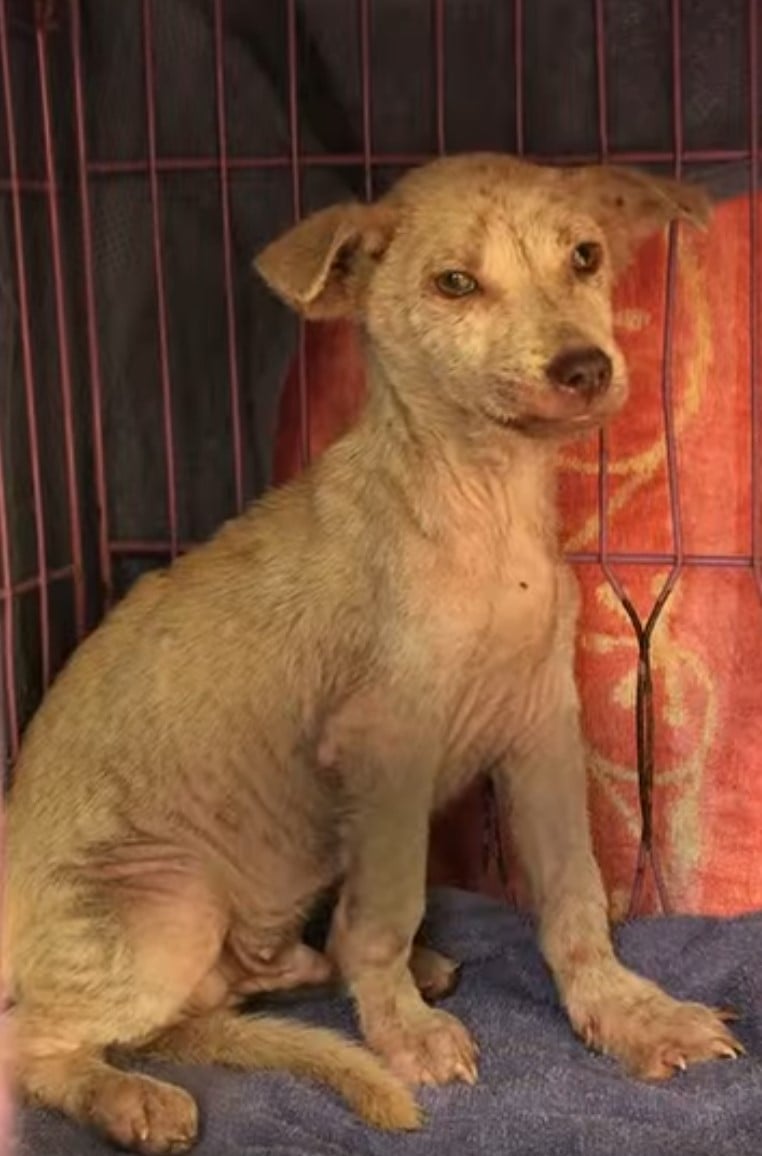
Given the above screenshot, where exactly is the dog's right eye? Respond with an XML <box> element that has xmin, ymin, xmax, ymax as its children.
<box><xmin>435</xmin><ymin>270</ymin><xmax>479</xmax><ymax>297</ymax></box>
<box><xmin>571</xmin><ymin>241</ymin><xmax>603</xmax><ymax>275</ymax></box>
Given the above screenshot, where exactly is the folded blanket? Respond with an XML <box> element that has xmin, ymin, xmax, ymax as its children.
<box><xmin>18</xmin><ymin>888</ymin><xmax>762</xmax><ymax>1155</ymax></box>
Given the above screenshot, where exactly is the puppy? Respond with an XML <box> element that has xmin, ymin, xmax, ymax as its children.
<box><xmin>3</xmin><ymin>154</ymin><xmax>740</xmax><ymax>1154</ymax></box>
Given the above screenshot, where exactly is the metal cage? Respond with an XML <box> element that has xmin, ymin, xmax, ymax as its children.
<box><xmin>0</xmin><ymin>0</ymin><xmax>760</xmax><ymax>917</ymax></box>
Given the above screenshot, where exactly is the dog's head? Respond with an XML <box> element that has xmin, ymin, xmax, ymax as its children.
<box><xmin>254</xmin><ymin>154</ymin><xmax>709</xmax><ymax>441</ymax></box>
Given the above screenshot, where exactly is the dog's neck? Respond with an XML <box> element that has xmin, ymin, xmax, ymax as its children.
<box><xmin>351</xmin><ymin>354</ymin><xmax>561</xmax><ymax>552</ymax></box>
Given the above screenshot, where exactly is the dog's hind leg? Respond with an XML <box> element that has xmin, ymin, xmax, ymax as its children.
<box><xmin>13</xmin><ymin>869</ymin><xmax>419</xmax><ymax>1152</ymax></box>
<box><xmin>222</xmin><ymin>928</ymin><xmax>460</xmax><ymax>1005</ymax></box>
<box><xmin>409</xmin><ymin>945</ymin><xmax>461</xmax><ymax>1003</ymax></box>
<box><xmin>10</xmin><ymin>869</ymin><xmax>227</xmax><ymax>1155</ymax></box>
<box><xmin>18</xmin><ymin>1041</ymin><xmax>199</xmax><ymax>1156</ymax></box>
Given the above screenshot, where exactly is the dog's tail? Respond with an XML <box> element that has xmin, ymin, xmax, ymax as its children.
<box><xmin>136</xmin><ymin>1010</ymin><xmax>422</xmax><ymax>1131</ymax></box>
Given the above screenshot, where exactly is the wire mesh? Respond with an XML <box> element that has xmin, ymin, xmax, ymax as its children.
<box><xmin>0</xmin><ymin>0</ymin><xmax>759</xmax><ymax>910</ymax></box>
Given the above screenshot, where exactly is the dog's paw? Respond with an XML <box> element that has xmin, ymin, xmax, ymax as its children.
<box><xmin>574</xmin><ymin>977</ymin><xmax>743</xmax><ymax>1080</ymax></box>
<box><xmin>87</xmin><ymin>1072</ymin><xmax>198</xmax><ymax>1155</ymax></box>
<box><xmin>371</xmin><ymin>1007</ymin><xmax>478</xmax><ymax>1087</ymax></box>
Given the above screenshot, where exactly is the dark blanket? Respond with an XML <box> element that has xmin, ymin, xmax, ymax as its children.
<box><xmin>18</xmin><ymin>888</ymin><xmax>762</xmax><ymax>1156</ymax></box>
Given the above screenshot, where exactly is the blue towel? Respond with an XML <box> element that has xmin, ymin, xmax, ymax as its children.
<box><xmin>18</xmin><ymin>888</ymin><xmax>762</xmax><ymax>1155</ymax></box>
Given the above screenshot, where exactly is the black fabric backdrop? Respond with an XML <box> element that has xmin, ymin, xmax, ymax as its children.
<box><xmin>0</xmin><ymin>0</ymin><xmax>758</xmax><ymax>746</ymax></box>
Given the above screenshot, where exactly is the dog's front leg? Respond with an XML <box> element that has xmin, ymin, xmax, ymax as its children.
<box><xmin>495</xmin><ymin>670</ymin><xmax>742</xmax><ymax>1079</ymax></box>
<box><xmin>327</xmin><ymin>759</ymin><xmax>478</xmax><ymax>1087</ymax></box>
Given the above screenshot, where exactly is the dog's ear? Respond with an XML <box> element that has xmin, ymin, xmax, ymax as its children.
<box><xmin>253</xmin><ymin>202</ymin><xmax>397</xmax><ymax>319</ymax></box>
<box><xmin>561</xmin><ymin>165</ymin><xmax>711</xmax><ymax>272</ymax></box>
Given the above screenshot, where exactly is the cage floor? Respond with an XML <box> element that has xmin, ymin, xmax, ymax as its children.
<box><xmin>17</xmin><ymin>888</ymin><xmax>762</xmax><ymax>1156</ymax></box>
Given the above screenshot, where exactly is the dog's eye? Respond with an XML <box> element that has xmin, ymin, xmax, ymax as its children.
<box><xmin>571</xmin><ymin>242</ymin><xmax>603</xmax><ymax>275</ymax></box>
<box><xmin>435</xmin><ymin>270</ymin><xmax>479</xmax><ymax>297</ymax></box>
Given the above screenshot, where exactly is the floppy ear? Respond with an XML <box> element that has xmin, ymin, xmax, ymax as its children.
<box><xmin>253</xmin><ymin>202</ymin><xmax>397</xmax><ymax>319</ymax></box>
<box><xmin>561</xmin><ymin>165</ymin><xmax>712</xmax><ymax>272</ymax></box>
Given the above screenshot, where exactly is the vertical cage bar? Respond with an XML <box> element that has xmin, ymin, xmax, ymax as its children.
<box><xmin>653</xmin><ymin>0</ymin><xmax>687</xmax><ymax>584</ymax></box>
<box><xmin>433</xmin><ymin>0</ymin><xmax>445</xmax><ymax>154</ymax></box>
<box><xmin>593</xmin><ymin>0</ymin><xmax>612</xmax><ymax>591</ymax></box>
<box><xmin>70</xmin><ymin>0</ymin><xmax>113</xmax><ymax>606</ymax></box>
<box><xmin>592</xmin><ymin>0</ymin><xmax>680</xmax><ymax>916</ymax></box>
<box><xmin>514</xmin><ymin>0</ymin><xmax>524</xmax><ymax>154</ymax></box>
<box><xmin>0</xmin><ymin>447</ymin><xmax>18</xmax><ymax>765</ymax></box>
<box><xmin>0</xmin><ymin>0</ymin><xmax>51</xmax><ymax>690</ymax></box>
<box><xmin>287</xmin><ymin>0</ymin><xmax>309</xmax><ymax>468</ymax></box>
<box><xmin>594</xmin><ymin>0</ymin><xmax>625</xmax><ymax>601</ymax></box>
<box><xmin>653</xmin><ymin>0</ymin><xmax>686</xmax><ymax>592</ymax></box>
<box><xmin>670</xmin><ymin>0</ymin><xmax>685</xmax><ymax>176</ymax></box>
<box><xmin>212</xmin><ymin>0</ymin><xmax>244</xmax><ymax>513</ymax></box>
<box><xmin>628</xmin><ymin>0</ymin><xmax>687</xmax><ymax>915</ymax></box>
<box><xmin>655</xmin><ymin>244</ymin><xmax>684</xmax><ymax>581</ymax></box>
<box><xmin>142</xmin><ymin>0</ymin><xmax>179</xmax><ymax>555</ymax></box>
<box><xmin>750</xmin><ymin>0</ymin><xmax>761</xmax><ymax>599</ymax></box>
<box><xmin>0</xmin><ymin>611</ymin><xmax>9</xmax><ymax>783</ymax></box>
<box><xmin>591</xmin><ymin>0</ymin><xmax>646</xmax><ymax>909</ymax></box>
<box><xmin>593</xmin><ymin>0</ymin><xmax>609</xmax><ymax>158</ymax></box>
<box><xmin>0</xmin><ymin>4</ymin><xmax>17</xmax><ymax>765</ymax></box>
<box><xmin>359</xmin><ymin>0</ymin><xmax>373</xmax><ymax>200</ymax></box>
<box><xmin>36</xmin><ymin>21</ymin><xmax>86</xmax><ymax>639</ymax></box>
<box><xmin>593</xmin><ymin>0</ymin><xmax>618</xmax><ymax>596</ymax></box>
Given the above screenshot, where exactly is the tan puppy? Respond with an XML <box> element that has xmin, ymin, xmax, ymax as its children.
<box><xmin>3</xmin><ymin>154</ymin><xmax>741</xmax><ymax>1154</ymax></box>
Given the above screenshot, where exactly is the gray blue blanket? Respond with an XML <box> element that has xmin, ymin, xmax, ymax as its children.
<box><xmin>18</xmin><ymin>888</ymin><xmax>762</xmax><ymax>1155</ymax></box>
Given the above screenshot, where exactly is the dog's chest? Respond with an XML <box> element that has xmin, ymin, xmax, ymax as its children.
<box><xmin>417</xmin><ymin>520</ymin><xmax>558</xmax><ymax>662</ymax></box>
<box><xmin>410</xmin><ymin>527</ymin><xmax>564</xmax><ymax>784</ymax></box>
<box><xmin>317</xmin><ymin>486</ymin><xmax>570</xmax><ymax>798</ymax></box>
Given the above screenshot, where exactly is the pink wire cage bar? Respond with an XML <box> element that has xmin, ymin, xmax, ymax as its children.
<box><xmin>0</xmin><ymin>0</ymin><xmax>760</xmax><ymax>915</ymax></box>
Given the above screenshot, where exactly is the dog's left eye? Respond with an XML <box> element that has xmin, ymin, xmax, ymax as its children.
<box><xmin>571</xmin><ymin>242</ymin><xmax>603</xmax><ymax>275</ymax></box>
<box><xmin>435</xmin><ymin>270</ymin><xmax>479</xmax><ymax>297</ymax></box>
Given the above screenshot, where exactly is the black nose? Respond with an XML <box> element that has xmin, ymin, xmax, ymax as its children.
<box><xmin>546</xmin><ymin>347</ymin><xmax>613</xmax><ymax>397</ymax></box>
